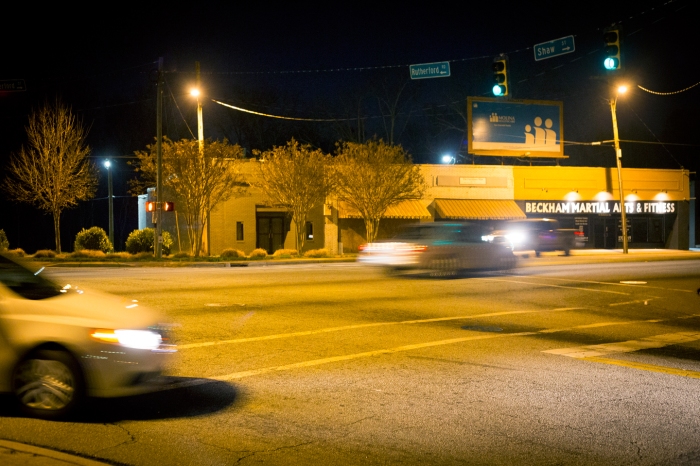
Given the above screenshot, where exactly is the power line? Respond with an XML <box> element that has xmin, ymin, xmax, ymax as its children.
<box><xmin>638</xmin><ymin>81</ymin><xmax>700</xmax><ymax>95</ymax></box>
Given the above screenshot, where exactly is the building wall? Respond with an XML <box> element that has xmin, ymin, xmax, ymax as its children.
<box><xmin>207</xmin><ymin>163</ymin><xmax>691</xmax><ymax>254</ymax></box>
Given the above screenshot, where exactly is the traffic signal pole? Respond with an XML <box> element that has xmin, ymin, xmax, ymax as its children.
<box><xmin>156</xmin><ymin>57</ymin><xmax>164</xmax><ymax>259</ymax></box>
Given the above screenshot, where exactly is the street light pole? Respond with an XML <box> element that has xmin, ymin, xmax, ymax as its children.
<box><xmin>104</xmin><ymin>160</ymin><xmax>114</xmax><ymax>249</ymax></box>
<box><xmin>191</xmin><ymin>61</ymin><xmax>210</xmax><ymax>255</ymax></box>
<box><xmin>609</xmin><ymin>86</ymin><xmax>628</xmax><ymax>254</ymax></box>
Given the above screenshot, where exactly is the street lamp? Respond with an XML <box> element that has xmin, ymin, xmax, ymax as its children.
<box><xmin>441</xmin><ymin>154</ymin><xmax>456</xmax><ymax>165</ymax></box>
<box><xmin>103</xmin><ymin>160</ymin><xmax>114</xmax><ymax>249</ymax></box>
<box><xmin>609</xmin><ymin>84</ymin><xmax>629</xmax><ymax>254</ymax></box>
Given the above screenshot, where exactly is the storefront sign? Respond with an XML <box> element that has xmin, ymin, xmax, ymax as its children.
<box><xmin>524</xmin><ymin>201</ymin><xmax>675</xmax><ymax>215</ymax></box>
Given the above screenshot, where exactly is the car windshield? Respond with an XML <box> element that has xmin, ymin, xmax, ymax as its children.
<box><xmin>393</xmin><ymin>224</ymin><xmax>486</xmax><ymax>243</ymax></box>
<box><xmin>0</xmin><ymin>255</ymin><xmax>64</xmax><ymax>300</ymax></box>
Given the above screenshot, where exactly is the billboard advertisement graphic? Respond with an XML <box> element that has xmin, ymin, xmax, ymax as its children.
<box><xmin>468</xmin><ymin>97</ymin><xmax>565</xmax><ymax>158</ymax></box>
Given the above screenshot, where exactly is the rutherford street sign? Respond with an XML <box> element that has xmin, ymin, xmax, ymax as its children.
<box><xmin>533</xmin><ymin>36</ymin><xmax>575</xmax><ymax>61</ymax></box>
<box><xmin>409</xmin><ymin>61</ymin><xmax>450</xmax><ymax>80</ymax></box>
<box><xmin>0</xmin><ymin>79</ymin><xmax>26</xmax><ymax>91</ymax></box>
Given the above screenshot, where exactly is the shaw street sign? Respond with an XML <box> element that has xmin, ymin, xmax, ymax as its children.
<box><xmin>533</xmin><ymin>36</ymin><xmax>575</xmax><ymax>61</ymax></box>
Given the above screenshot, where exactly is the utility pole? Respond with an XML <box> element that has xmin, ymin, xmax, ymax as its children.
<box><xmin>156</xmin><ymin>57</ymin><xmax>164</xmax><ymax>259</ymax></box>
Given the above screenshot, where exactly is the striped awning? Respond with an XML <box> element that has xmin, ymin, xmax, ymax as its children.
<box><xmin>434</xmin><ymin>199</ymin><xmax>526</xmax><ymax>220</ymax></box>
<box><xmin>338</xmin><ymin>200</ymin><xmax>431</xmax><ymax>219</ymax></box>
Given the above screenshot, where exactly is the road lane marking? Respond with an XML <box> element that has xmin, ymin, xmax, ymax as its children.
<box><xmin>609</xmin><ymin>298</ymin><xmax>659</xmax><ymax>307</ymax></box>
<box><xmin>543</xmin><ymin>332</ymin><xmax>700</xmax><ymax>358</ymax></box>
<box><xmin>211</xmin><ymin>332</ymin><xmax>536</xmax><ymax>381</ymax></box>
<box><xmin>205</xmin><ymin>318</ymin><xmax>670</xmax><ymax>382</ymax></box>
<box><xmin>583</xmin><ymin>357</ymin><xmax>700</xmax><ymax>379</ymax></box>
<box><xmin>511</xmin><ymin>275</ymin><xmax>694</xmax><ymax>293</ymax></box>
<box><xmin>480</xmin><ymin>278</ymin><xmax>630</xmax><ymax>295</ymax></box>
<box><xmin>178</xmin><ymin>307</ymin><xmax>582</xmax><ymax>349</ymax></box>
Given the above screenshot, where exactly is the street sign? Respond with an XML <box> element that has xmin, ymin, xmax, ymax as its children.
<box><xmin>533</xmin><ymin>36</ymin><xmax>575</xmax><ymax>61</ymax></box>
<box><xmin>409</xmin><ymin>61</ymin><xmax>450</xmax><ymax>80</ymax></box>
<box><xmin>0</xmin><ymin>79</ymin><xmax>26</xmax><ymax>91</ymax></box>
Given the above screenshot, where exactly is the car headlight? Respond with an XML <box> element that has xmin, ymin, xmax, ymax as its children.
<box><xmin>91</xmin><ymin>329</ymin><xmax>163</xmax><ymax>350</ymax></box>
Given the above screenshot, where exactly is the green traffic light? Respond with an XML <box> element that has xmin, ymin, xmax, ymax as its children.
<box><xmin>493</xmin><ymin>84</ymin><xmax>505</xmax><ymax>96</ymax></box>
<box><xmin>604</xmin><ymin>57</ymin><xmax>619</xmax><ymax>70</ymax></box>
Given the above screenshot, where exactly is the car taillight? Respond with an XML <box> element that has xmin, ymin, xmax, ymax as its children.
<box><xmin>358</xmin><ymin>244</ymin><xmax>366</xmax><ymax>251</ymax></box>
<box><xmin>574</xmin><ymin>231</ymin><xmax>584</xmax><ymax>237</ymax></box>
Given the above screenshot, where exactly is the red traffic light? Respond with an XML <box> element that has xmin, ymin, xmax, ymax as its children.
<box><xmin>145</xmin><ymin>201</ymin><xmax>156</xmax><ymax>212</ymax></box>
<box><xmin>163</xmin><ymin>201</ymin><xmax>175</xmax><ymax>212</ymax></box>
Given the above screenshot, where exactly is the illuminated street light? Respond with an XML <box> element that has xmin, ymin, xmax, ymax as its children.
<box><xmin>191</xmin><ymin>62</ymin><xmax>209</xmax><ymax>254</ymax></box>
<box><xmin>103</xmin><ymin>160</ymin><xmax>114</xmax><ymax>248</ymax></box>
<box><xmin>441</xmin><ymin>154</ymin><xmax>455</xmax><ymax>164</ymax></box>
<box><xmin>609</xmin><ymin>84</ymin><xmax>629</xmax><ymax>253</ymax></box>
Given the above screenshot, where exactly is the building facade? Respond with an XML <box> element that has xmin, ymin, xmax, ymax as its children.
<box><xmin>190</xmin><ymin>162</ymin><xmax>692</xmax><ymax>255</ymax></box>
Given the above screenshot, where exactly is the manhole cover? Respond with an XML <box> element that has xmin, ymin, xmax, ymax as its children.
<box><xmin>461</xmin><ymin>325</ymin><xmax>503</xmax><ymax>332</ymax></box>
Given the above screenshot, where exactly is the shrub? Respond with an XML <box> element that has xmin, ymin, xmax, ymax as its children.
<box><xmin>125</xmin><ymin>228</ymin><xmax>173</xmax><ymax>255</ymax></box>
<box><xmin>6</xmin><ymin>248</ymin><xmax>26</xmax><ymax>257</ymax></box>
<box><xmin>74</xmin><ymin>227</ymin><xmax>113</xmax><ymax>253</ymax></box>
<box><xmin>220</xmin><ymin>248</ymin><xmax>246</xmax><ymax>259</ymax></box>
<box><xmin>106</xmin><ymin>252</ymin><xmax>131</xmax><ymax>260</ymax></box>
<box><xmin>303</xmin><ymin>248</ymin><xmax>329</xmax><ymax>258</ymax></box>
<box><xmin>248</xmin><ymin>248</ymin><xmax>268</xmax><ymax>260</ymax></box>
<box><xmin>0</xmin><ymin>229</ymin><xmax>8</xmax><ymax>251</ymax></box>
<box><xmin>131</xmin><ymin>252</ymin><xmax>154</xmax><ymax>260</ymax></box>
<box><xmin>69</xmin><ymin>250</ymin><xmax>106</xmax><ymax>259</ymax></box>
<box><xmin>172</xmin><ymin>251</ymin><xmax>192</xmax><ymax>259</ymax></box>
<box><xmin>33</xmin><ymin>249</ymin><xmax>57</xmax><ymax>258</ymax></box>
<box><xmin>272</xmin><ymin>249</ymin><xmax>298</xmax><ymax>258</ymax></box>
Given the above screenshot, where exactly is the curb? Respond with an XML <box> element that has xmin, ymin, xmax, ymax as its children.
<box><xmin>0</xmin><ymin>439</ymin><xmax>112</xmax><ymax>466</ymax></box>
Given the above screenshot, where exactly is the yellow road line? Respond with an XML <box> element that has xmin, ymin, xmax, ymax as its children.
<box><xmin>480</xmin><ymin>278</ymin><xmax>630</xmax><ymax>295</ymax></box>
<box><xmin>583</xmin><ymin>357</ymin><xmax>700</xmax><ymax>379</ymax></box>
<box><xmin>179</xmin><ymin>307</ymin><xmax>581</xmax><ymax>349</ymax></box>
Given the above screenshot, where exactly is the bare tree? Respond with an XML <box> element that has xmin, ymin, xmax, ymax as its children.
<box><xmin>254</xmin><ymin>139</ymin><xmax>333</xmax><ymax>251</ymax></box>
<box><xmin>2</xmin><ymin>102</ymin><xmax>97</xmax><ymax>253</ymax></box>
<box><xmin>133</xmin><ymin>138</ymin><xmax>246</xmax><ymax>256</ymax></box>
<box><xmin>334</xmin><ymin>139</ymin><xmax>426</xmax><ymax>244</ymax></box>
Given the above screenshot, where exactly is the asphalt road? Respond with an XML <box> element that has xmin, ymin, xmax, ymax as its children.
<box><xmin>2</xmin><ymin>259</ymin><xmax>700</xmax><ymax>465</ymax></box>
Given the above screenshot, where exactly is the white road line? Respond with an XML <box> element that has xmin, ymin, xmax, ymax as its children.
<box><xmin>205</xmin><ymin>318</ymin><xmax>670</xmax><ymax>382</ymax></box>
<box><xmin>178</xmin><ymin>307</ymin><xmax>581</xmax><ymax>349</ymax></box>
<box><xmin>543</xmin><ymin>332</ymin><xmax>700</xmax><ymax>358</ymax></box>
<box><xmin>480</xmin><ymin>277</ymin><xmax>630</xmax><ymax>295</ymax></box>
<box><xmin>513</xmin><ymin>275</ymin><xmax>694</xmax><ymax>293</ymax></box>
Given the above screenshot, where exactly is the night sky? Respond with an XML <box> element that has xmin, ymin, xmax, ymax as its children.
<box><xmin>1</xmin><ymin>1</ymin><xmax>697</xmax><ymax>253</ymax></box>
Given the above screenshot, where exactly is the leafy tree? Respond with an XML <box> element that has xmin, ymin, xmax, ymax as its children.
<box><xmin>132</xmin><ymin>138</ymin><xmax>246</xmax><ymax>257</ymax></box>
<box><xmin>334</xmin><ymin>139</ymin><xmax>426</xmax><ymax>244</ymax></box>
<box><xmin>2</xmin><ymin>102</ymin><xmax>97</xmax><ymax>253</ymax></box>
<box><xmin>254</xmin><ymin>139</ymin><xmax>333</xmax><ymax>251</ymax></box>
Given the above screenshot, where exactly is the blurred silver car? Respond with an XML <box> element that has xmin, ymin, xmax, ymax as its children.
<box><xmin>358</xmin><ymin>222</ymin><xmax>516</xmax><ymax>276</ymax></box>
<box><xmin>0</xmin><ymin>254</ymin><xmax>174</xmax><ymax>419</ymax></box>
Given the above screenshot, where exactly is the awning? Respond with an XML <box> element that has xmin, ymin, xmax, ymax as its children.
<box><xmin>433</xmin><ymin>199</ymin><xmax>526</xmax><ymax>220</ymax></box>
<box><xmin>338</xmin><ymin>200</ymin><xmax>431</xmax><ymax>219</ymax></box>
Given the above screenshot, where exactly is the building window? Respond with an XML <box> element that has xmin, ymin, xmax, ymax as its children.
<box><xmin>305</xmin><ymin>221</ymin><xmax>314</xmax><ymax>240</ymax></box>
<box><xmin>236</xmin><ymin>222</ymin><xmax>244</xmax><ymax>241</ymax></box>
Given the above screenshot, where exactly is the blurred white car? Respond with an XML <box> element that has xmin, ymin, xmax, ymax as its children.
<box><xmin>358</xmin><ymin>222</ymin><xmax>516</xmax><ymax>276</ymax></box>
<box><xmin>0</xmin><ymin>254</ymin><xmax>174</xmax><ymax>419</ymax></box>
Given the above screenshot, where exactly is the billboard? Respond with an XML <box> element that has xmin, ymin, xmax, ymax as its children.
<box><xmin>468</xmin><ymin>97</ymin><xmax>565</xmax><ymax>158</ymax></box>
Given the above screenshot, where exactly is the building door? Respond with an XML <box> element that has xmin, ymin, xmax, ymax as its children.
<box><xmin>257</xmin><ymin>216</ymin><xmax>285</xmax><ymax>254</ymax></box>
<box><xmin>594</xmin><ymin>217</ymin><xmax>618</xmax><ymax>249</ymax></box>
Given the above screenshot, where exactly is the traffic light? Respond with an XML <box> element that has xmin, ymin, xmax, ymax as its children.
<box><xmin>492</xmin><ymin>57</ymin><xmax>508</xmax><ymax>96</ymax></box>
<box><xmin>145</xmin><ymin>201</ymin><xmax>156</xmax><ymax>212</ymax></box>
<box><xmin>603</xmin><ymin>28</ymin><xmax>621</xmax><ymax>70</ymax></box>
<box><xmin>163</xmin><ymin>201</ymin><xmax>175</xmax><ymax>212</ymax></box>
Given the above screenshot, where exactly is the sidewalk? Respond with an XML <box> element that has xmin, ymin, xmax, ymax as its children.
<box><xmin>0</xmin><ymin>440</ymin><xmax>112</xmax><ymax>466</ymax></box>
